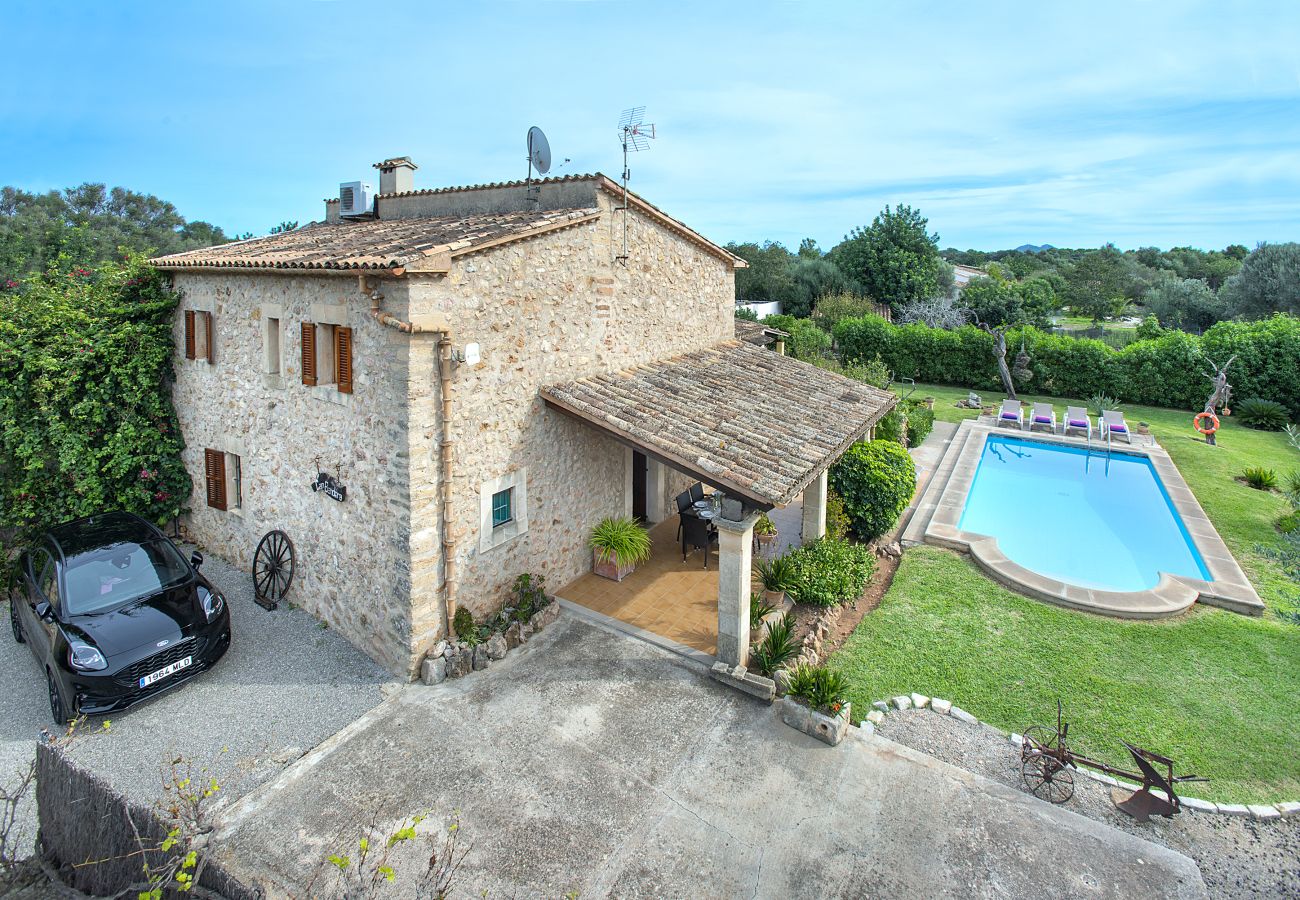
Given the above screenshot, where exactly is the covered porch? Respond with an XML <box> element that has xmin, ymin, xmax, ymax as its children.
<box><xmin>543</xmin><ymin>340</ymin><xmax>895</xmax><ymax>667</ymax></box>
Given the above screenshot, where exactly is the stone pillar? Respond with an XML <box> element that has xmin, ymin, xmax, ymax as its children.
<box><xmin>715</xmin><ymin>509</ymin><xmax>760</xmax><ymax>667</ymax></box>
<box><xmin>801</xmin><ymin>469</ymin><xmax>828</xmax><ymax>545</ymax></box>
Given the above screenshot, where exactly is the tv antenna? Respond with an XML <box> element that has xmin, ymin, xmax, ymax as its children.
<box><xmin>616</xmin><ymin>106</ymin><xmax>655</xmax><ymax>264</ymax></box>
<box><xmin>526</xmin><ymin>125</ymin><xmax>552</xmax><ymax>207</ymax></box>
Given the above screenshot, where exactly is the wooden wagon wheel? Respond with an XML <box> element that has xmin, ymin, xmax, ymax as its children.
<box><xmin>252</xmin><ymin>530</ymin><xmax>295</xmax><ymax>610</ymax></box>
<box><xmin>1021</xmin><ymin>753</ymin><xmax>1076</xmax><ymax>804</ymax></box>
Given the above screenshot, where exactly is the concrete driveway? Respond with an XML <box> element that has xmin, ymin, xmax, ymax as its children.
<box><xmin>1</xmin><ymin>549</ymin><xmax>389</xmax><ymax>859</ymax></box>
<box><xmin>214</xmin><ymin>613</ymin><xmax>1207</xmax><ymax>899</ymax></box>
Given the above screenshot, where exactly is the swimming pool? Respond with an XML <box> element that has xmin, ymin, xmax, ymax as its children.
<box><xmin>958</xmin><ymin>434</ymin><xmax>1211</xmax><ymax>592</ymax></box>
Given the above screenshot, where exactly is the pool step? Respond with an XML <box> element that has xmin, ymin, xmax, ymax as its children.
<box><xmin>900</xmin><ymin>419</ymin><xmax>977</xmax><ymax>547</ymax></box>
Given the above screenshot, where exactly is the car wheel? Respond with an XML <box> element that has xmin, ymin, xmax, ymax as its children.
<box><xmin>9</xmin><ymin>598</ymin><xmax>24</xmax><ymax>644</ymax></box>
<box><xmin>47</xmin><ymin>671</ymin><xmax>70</xmax><ymax>726</ymax></box>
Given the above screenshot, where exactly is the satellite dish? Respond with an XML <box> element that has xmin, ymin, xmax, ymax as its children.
<box><xmin>527</xmin><ymin>126</ymin><xmax>552</xmax><ymax>175</ymax></box>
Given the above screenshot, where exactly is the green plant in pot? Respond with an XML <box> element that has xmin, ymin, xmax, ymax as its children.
<box><xmin>754</xmin><ymin>512</ymin><xmax>778</xmax><ymax>547</ymax></box>
<box><xmin>590</xmin><ymin>516</ymin><xmax>652</xmax><ymax>582</ymax></box>
<box><xmin>749</xmin><ymin>592</ymin><xmax>778</xmax><ymax>643</ymax></box>
<box><xmin>754</xmin><ymin>554</ymin><xmax>796</xmax><ymax>608</ymax></box>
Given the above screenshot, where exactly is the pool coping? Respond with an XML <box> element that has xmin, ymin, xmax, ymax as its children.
<box><xmin>922</xmin><ymin>419</ymin><xmax>1265</xmax><ymax>619</ymax></box>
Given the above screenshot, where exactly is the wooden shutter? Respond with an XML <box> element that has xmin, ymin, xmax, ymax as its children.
<box><xmin>204</xmin><ymin>310</ymin><xmax>215</xmax><ymax>363</ymax></box>
<box><xmin>204</xmin><ymin>449</ymin><xmax>227</xmax><ymax>511</ymax></box>
<box><xmin>335</xmin><ymin>326</ymin><xmax>353</xmax><ymax>394</ymax></box>
<box><xmin>184</xmin><ymin>310</ymin><xmax>196</xmax><ymax>359</ymax></box>
<box><xmin>301</xmin><ymin>322</ymin><xmax>317</xmax><ymax>386</ymax></box>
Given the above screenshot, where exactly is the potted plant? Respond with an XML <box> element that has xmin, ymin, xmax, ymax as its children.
<box><xmin>749</xmin><ymin>593</ymin><xmax>777</xmax><ymax>645</ymax></box>
<box><xmin>754</xmin><ymin>512</ymin><xmax>777</xmax><ymax>548</ymax></box>
<box><xmin>590</xmin><ymin>516</ymin><xmax>652</xmax><ymax>582</ymax></box>
<box><xmin>754</xmin><ymin>555</ymin><xmax>796</xmax><ymax>608</ymax></box>
<box><xmin>780</xmin><ymin>663</ymin><xmax>852</xmax><ymax>746</ymax></box>
<box><xmin>924</xmin><ymin>396</ymin><xmax>935</xmax><ymax>410</ymax></box>
<box><xmin>1137</xmin><ymin>421</ymin><xmax>1150</xmax><ymax>436</ymax></box>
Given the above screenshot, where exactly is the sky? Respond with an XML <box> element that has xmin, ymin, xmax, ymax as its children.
<box><xmin>3</xmin><ymin>1</ymin><xmax>1299</xmax><ymax>252</ymax></box>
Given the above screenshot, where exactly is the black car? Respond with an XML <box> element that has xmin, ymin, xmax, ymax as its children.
<box><xmin>8</xmin><ymin>511</ymin><xmax>231</xmax><ymax>723</ymax></box>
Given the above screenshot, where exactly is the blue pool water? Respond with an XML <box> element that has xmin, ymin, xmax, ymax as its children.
<box><xmin>958</xmin><ymin>435</ymin><xmax>1210</xmax><ymax>592</ymax></box>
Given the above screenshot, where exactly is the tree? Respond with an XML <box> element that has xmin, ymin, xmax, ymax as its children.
<box><xmin>963</xmin><ymin>274</ymin><xmax>1040</xmax><ymax>399</ymax></box>
<box><xmin>1224</xmin><ymin>244</ymin><xmax>1249</xmax><ymax>261</ymax></box>
<box><xmin>1220</xmin><ymin>242</ymin><xmax>1300</xmax><ymax>319</ymax></box>
<box><xmin>0</xmin><ymin>184</ymin><xmax>230</xmax><ymax>280</ymax></box>
<box><xmin>830</xmin><ymin>204</ymin><xmax>942</xmax><ymax>309</ymax></box>
<box><xmin>797</xmin><ymin>238</ymin><xmax>822</xmax><ymax>259</ymax></box>
<box><xmin>789</xmin><ymin>256</ymin><xmax>856</xmax><ymax>318</ymax></box>
<box><xmin>1060</xmin><ymin>245</ymin><xmax>1132</xmax><ymax>323</ymax></box>
<box><xmin>726</xmin><ymin>240</ymin><xmax>798</xmax><ymax>310</ymax></box>
<box><xmin>897</xmin><ymin>295</ymin><xmax>968</xmax><ymax>329</ymax></box>
<box><xmin>1142</xmin><ymin>277</ymin><xmax>1226</xmax><ymax>333</ymax></box>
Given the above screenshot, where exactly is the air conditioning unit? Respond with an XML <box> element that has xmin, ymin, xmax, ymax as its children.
<box><xmin>338</xmin><ymin>181</ymin><xmax>374</xmax><ymax>217</ymax></box>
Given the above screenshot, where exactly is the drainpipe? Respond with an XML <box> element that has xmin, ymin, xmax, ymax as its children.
<box><xmin>362</xmin><ymin>276</ymin><xmax>459</xmax><ymax>645</ymax></box>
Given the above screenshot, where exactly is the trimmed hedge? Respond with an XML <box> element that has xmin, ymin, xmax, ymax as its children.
<box><xmin>829</xmin><ymin>439</ymin><xmax>917</xmax><ymax>541</ymax></box>
<box><xmin>833</xmin><ymin>313</ymin><xmax>1300</xmax><ymax>417</ymax></box>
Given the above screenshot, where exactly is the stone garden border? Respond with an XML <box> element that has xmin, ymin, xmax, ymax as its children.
<box><xmin>420</xmin><ymin>599</ymin><xmax>562</xmax><ymax>684</ymax></box>
<box><xmin>923</xmin><ymin>421</ymin><xmax>1265</xmax><ymax>618</ymax></box>
<box><xmin>858</xmin><ymin>691</ymin><xmax>1299</xmax><ymax>821</ymax></box>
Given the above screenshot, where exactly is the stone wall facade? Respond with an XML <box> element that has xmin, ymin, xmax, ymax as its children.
<box><xmin>169</xmin><ymin>271</ymin><xmax>419</xmax><ymax>673</ymax></box>
<box><xmin>172</xmin><ymin>189</ymin><xmax>737</xmax><ymax>676</ymax></box>
<box><xmin>408</xmin><ymin>191</ymin><xmax>735</xmax><ymax>660</ymax></box>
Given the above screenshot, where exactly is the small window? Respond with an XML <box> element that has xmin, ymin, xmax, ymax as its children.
<box><xmin>264</xmin><ymin>316</ymin><xmax>281</xmax><ymax>375</ymax></box>
<box><xmin>229</xmin><ymin>453</ymin><xmax>242</xmax><ymax>510</ymax></box>
<box><xmin>185</xmin><ymin>310</ymin><xmax>214</xmax><ymax>363</ymax></box>
<box><xmin>204</xmin><ymin>449</ymin><xmax>242</xmax><ymax>511</ymax></box>
<box><xmin>491</xmin><ymin>488</ymin><xmax>513</xmax><ymax>528</ymax></box>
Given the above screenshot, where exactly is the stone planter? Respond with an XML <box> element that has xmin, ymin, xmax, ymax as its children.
<box><xmin>762</xmin><ymin>588</ymin><xmax>786</xmax><ymax>608</ymax></box>
<box><xmin>756</xmin><ymin>531</ymin><xmax>777</xmax><ymax>549</ymax></box>
<box><xmin>592</xmin><ymin>549</ymin><xmax>636</xmax><ymax>582</ymax></box>
<box><xmin>924</xmin><ymin>396</ymin><xmax>935</xmax><ymax>410</ymax></box>
<box><xmin>781</xmin><ymin>696</ymin><xmax>851</xmax><ymax>746</ymax></box>
<box><xmin>981</xmin><ymin>405</ymin><xmax>995</xmax><ymax>417</ymax></box>
<box><xmin>1136</xmin><ymin>423</ymin><xmax>1151</xmax><ymax>436</ymax></box>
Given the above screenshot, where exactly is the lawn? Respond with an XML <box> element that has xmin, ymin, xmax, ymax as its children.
<box><xmin>830</xmin><ymin>381</ymin><xmax>1300</xmax><ymax>802</ymax></box>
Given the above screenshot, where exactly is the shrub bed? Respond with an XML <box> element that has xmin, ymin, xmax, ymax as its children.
<box><xmin>786</xmin><ymin>538</ymin><xmax>877</xmax><ymax>607</ymax></box>
<box><xmin>833</xmin><ymin>313</ymin><xmax>1300</xmax><ymax>417</ymax></box>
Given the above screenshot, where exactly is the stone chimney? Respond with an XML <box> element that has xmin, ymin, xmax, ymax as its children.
<box><xmin>373</xmin><ymin>156</ymin><xmax>418</xmax><ymax>195</ymax></box>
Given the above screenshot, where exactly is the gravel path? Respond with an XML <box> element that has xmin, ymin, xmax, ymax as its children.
<box><xmin>876</xmin><ymin>708</ymin><xmax>1300</xmax><ymax>899</ymax></box>
<box><xmin>2</xmin><ymin>546</ymin><xmax>391</xmax><ymax>862</ymax></box>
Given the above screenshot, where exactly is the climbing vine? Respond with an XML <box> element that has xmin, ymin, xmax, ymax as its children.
<box><xmin>0</xmin><ymin>252</ymin><xmax>190</xmax><ymax>557</ymax></box>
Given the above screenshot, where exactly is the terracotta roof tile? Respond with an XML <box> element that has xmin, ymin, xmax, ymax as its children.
<box><xmin>149</xmin><ymin>207</ymin><xmax>597</xmax><ymax>271</ymax></box>
<box><xmin>733</xmin><ymin>318</ymin><xmax>790</xmax><ymax>345</ymax></box>
<box><xmin>541</xmin><ymin>341</ymin><xmax>895</xmax><ymax>507</ymax></box>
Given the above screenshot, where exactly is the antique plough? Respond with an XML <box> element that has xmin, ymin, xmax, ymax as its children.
<box><xmin>1020</xmin><ymin>701</ymin><xmax>1208</xmax><ymax>821</ymax></box>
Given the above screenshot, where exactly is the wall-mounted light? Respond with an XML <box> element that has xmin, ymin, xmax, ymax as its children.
<box><xmin>452</xmin><ymin>343</ymin><xmax>481</xmax><ymax>365</ymax></box>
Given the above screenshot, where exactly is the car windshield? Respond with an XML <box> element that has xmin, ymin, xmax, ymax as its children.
<box><xmin>62</xmin><ymin>538</ymin><xmax>192</xmax><ymax>615</ymax></box>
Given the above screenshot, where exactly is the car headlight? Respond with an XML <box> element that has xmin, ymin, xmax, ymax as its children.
<box><xmin>68</xmin><ymin>639</ymin><xmax>108</xmax><ymax>672</ymax></box>
<box><xmin>199</xmin><ymin>586</ymin><xmax>225</xmax><ymax>623</ymax></box>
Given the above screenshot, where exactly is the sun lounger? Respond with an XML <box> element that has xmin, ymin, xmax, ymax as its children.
<box><xmin>997</xmin><ymin>399</ymin><xmax>1023</xmax><ymax>430</ymax></box>
<box><xmin>1029</xmin><ymin>402</ymin><xmax>1057</xmax><ymax>434</ymax></box>
<box><xmin>1063</xmin><ymin>406</ymin><xmax>1092</xmax><ymax>439</ymax></box>
<box><xmin>1100</xmin><ymin>409</ymin><xmax>1131</xmax><ymax>444</ymax></box>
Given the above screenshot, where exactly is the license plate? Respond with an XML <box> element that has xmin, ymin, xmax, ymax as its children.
<box><xmin>139</xmin><ymin>656</ymin><xmax>192</xmax><ymax>688</ymax></box>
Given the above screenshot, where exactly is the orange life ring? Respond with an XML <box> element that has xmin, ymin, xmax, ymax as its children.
<box><xmin>1194</xmin><ymin>412</ymin><xmax>1220</xmax><ymax>435</ymax></box>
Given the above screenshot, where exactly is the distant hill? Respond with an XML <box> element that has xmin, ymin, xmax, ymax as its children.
<box><xmin>1014</xmin><ymin>243</ymin><xmax>1055</xmax><ymax>253</ymax></box>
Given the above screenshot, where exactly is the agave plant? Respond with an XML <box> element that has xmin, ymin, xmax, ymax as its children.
<box><xmin>1089</xmin><ymin>394</ymin><xmax>1121</xmax><ymax>417</ymax></box>
<box><xmin>785</xmin><ymin>663</ymin><xmax>851</xmax><ymax>716</ymax></box>
<box><xmin>1242</xmin><ymin>467</ymin><xmax>1279</xmax><ymax>491</ymax></box>
<box><xmin>589</xmin><ymin>516</ymin><xmax>652</xmax><ymax>568</ymax></box>
<box><xmin>750</xmin><ymin>613</ymin><xmax>799</xmax><ymax>676</ymax></box>
<box><xmin>749</xmin><ymin>593</ymin><xmax>777</xmax><ymax>629</ymax></box>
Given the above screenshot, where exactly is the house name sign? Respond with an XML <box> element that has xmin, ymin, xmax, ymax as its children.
<box><xmin>311</xmin><ymin>472</ymin><xmax>347</xmax><ymax>503</ymax></box>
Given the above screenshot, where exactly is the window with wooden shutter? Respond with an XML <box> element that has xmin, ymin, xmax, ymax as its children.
<box><xmin>184</xmin><ymin>310</ymin><xmax>196</xmax><ymax>360</ymax></box>
<box><xmin>335</xmin><ymin>326</ymin><xmax>353</xmax><ymax>394</ymax></box>
<box><xmin>204</xmin><ymin>448</ymin><xmax>227</xmax><ymax>511</ymax></box>
<box><xmin>203</xmin><ymin>309</ymin><xmax>215</xmax><ymax>363</ymax></box>
<box><xmin>301</xmin><ymin>322</ymin><xmax>317</xmax><ymax>386</ymax></box>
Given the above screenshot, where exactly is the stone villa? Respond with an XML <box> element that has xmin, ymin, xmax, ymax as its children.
<box><xmin>151</xmin><ymin>159</ymin><xmax>894</xmax><ymax>677</ymax></box>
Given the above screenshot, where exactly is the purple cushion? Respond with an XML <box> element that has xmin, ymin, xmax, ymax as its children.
<box><xmin>1110</xmin><ymin>423</ymin><xmax>1127</xmax><ymax>432</ymax></box>
<box><xmin>1001</xmin><ymin>411</ymin><xmax>1019</xmax><ymax>420</ymax></box>
<box><xmin>1034</xmin><ymin>416</ymin><xmax>1052</xmax><ymax>424</ymax></box>
<box><xmin>1068</xmin><ymin>419</ymin><xmax>1088</xmax><ymax>428</ymax></box>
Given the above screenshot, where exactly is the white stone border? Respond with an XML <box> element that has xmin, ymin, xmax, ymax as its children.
<box><xmin>857</xmin><ymin>691</ymin><xmax>1298</xmax><ymax>820</ymax></box>
<box><xmin>923</xmin><ymin>421</ymin><xmax>1265</xmax><ymax>618</ymax></box>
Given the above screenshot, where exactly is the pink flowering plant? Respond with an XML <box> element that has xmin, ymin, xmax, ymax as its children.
<box><xmin>0</xmin><ymin>252</ymin><xmax>191</xmax><ymax>563</ymax></box>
